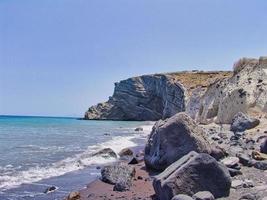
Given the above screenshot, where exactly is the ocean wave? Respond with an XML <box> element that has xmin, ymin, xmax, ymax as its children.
<box><xmin>0</xmin><ymin>124</ymin><xmax>153</xmax><ymax>190</ymax></box>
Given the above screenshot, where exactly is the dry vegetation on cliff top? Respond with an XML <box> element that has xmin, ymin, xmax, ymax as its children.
<box><xmin>167</xmin><ymin>71</ymin><xmax>233</xmax><ymax>94</ymax></box>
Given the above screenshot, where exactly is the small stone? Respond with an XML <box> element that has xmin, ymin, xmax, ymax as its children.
<box><xmin>221</xmin><ymin>157</ymin><xmax>240</xmax><ymax>168</ymax></box>
<box><xmin>211</xmin><ymin>135</ymin><xmax>220</xmax><ymax>141</ymax></box>
<box><xmin>172</xmin><ymin>194</ymin><xmax>194</xmax><ymax>200</ymax></box>
<box><xmin>231</xmin><ymin>180</ymin><xmax>244</xmax><ymax>189</ymax></box>
<box><xmin>128</xmin><ymin>157</ymin><xmax>139</xmax><ymax>165</ymax></box>
<box><xmin>252</xmin><ymin>151</ymin><xmax>267</xmax><ymax>160</ymax></box>
<box><xmin>135</xmin><ymin>127</ymin><xmax>143</xmax><ymax>131</ymax></box>
<box><xmin>236</xmin><ymin>153</ymin><xmax>254</xmax><ymax>167</ymax></box>
<box><xmin>192</xmin><ymin>191</ymin><xmax>215</xmax><ymax>200</ymax></box>
<box><xmin>228</xmin><ymin>168</ymin><xmax>242</xmax><ymax>177</ymax></box>
<box><xmin>44</xmin><ymin>186</ymin><xmax>57</xmax><ymax>194</ymax></box>
<box><xmin>253</xmin><ymin>161</ymin><xmax>267</xmax><ymax>170</ymax></box>
<box><xmin>118</xmin><ymin>148</ymin><xmax>134</xmax><ymax>157</ymax></box>
<box><xmin>243</xmin><ymin>179</ymin><xmax>254</xmax><ymax>188</ymax></box>
<box><xmin>113</xmin><ymin>181</ymin><xmax>130</xmax><ymax>192</ymax></box>
<box><xmin>239</xmin><ymin>193</ymin><xmax>257</xmax><ymax>200</ymax></box>
<box><xmin>67</xmin><ymin>191</ymin><xmax>81</xmax><ymax>200</ymax></box>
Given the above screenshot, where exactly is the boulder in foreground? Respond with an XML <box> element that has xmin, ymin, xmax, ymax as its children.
<box><xmin>153</xmin><ymin>151</ymin><xmax>231</xmax><ymax>200</ymax></box>
<box><xmin>145</xmin><ymin>113</ymin><xmax>212</xmax><ymax>170</ymax></box>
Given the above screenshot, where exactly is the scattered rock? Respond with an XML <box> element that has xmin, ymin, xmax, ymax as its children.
<box><xmin>118</xmin><ymin>148</ymin><xmax>134</xmax><ymax>157</ymax></box>
<box><xmin>113</xmin><ymin>181</ymin><xmax>131</xmax><ymax>192</ymax></box>
<box><xmin>252</xmin><ymin>151</ymin><xmax>267</xmax><ymax>160</ymax></box>
<box><xmin>135</xmin><ymin>127</ymin><xmax>143</xmax><ymax>131</ymax></box>
<box><xmin>172</xmin><ymin>194</ymin><xmax>194</xmax><ymax>200</ymax></box>
<box><xmin>101</xmin><ymin>163</ymin><xmax>135</xmax><ymax>185</ymax></box>
<box><xmin>153</xmin><ymin>152</ymin><xmax>231</xmax><ymax>200</ymax></box>
<box><xmin>239</xmin><ymin>193</ymin><xmax>258</xmax><ymax>200</ymax></box>
<box><xmin>231</xmin><ymin>179</ymin><xmax>254</xmax><ymax>189</ymax></box>
<box><xmin>128</xmin><ymin>157</ymin><xmax>139</xmax><ymax>165</ymax></box>
<box><xmin>44</xmin><ymin>186</ymin><xmax>57</xmax><ymax>194</ymax></box>
<box><xmin>221</xmin><ymin>156</ymin><xmax>240</xmax><ymax>168</ymax></box>
<box><xmin>92</xmin><ymin>148</ymin><xmax>117</xmax><ymax>158</ymax></box>
<box><xmin>236</xmin><ymin>153</ymin><xmax>254</xmax><ymax>167</ymax></box>
<box><xmin>210</xmin><ymin>146</ymin><xmax>227</xmax><ymax>160</ymax></box>
<box><xmin>253</xmin><ymin>161</ymin><xmax>267</xmax><ymax>170</ymax></box>
<box><xmin>228</xmin><ymin>167</ymin><xmax>242</xmax><ymax>177</ymax></box>
<box><xmin>192</xmin><ymin>191</ymin><xmax>215</xmax><ymax>200</ymax></box>
<box><xmin>67</xmin><ymin>191</ymin><xmax>81</xmax><ymax>200</ymax></box>
<box><xmin>145</xmin><ymin>113</ymin><xmax>212</xmax><ymax>170</ymax></box>
<box><xmin>230</xmin><ymin>112</ymin><xmax>260</xmax><ymax>132</ymax></box>
<box><xmin>260</xmin><ymin>138</ymin><xmax>267</xmax><ymax>154</ymax></box>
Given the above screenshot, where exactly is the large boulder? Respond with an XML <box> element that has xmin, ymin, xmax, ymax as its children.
<box><xmin>101</xmin><ymin>163</ymin><xmax>135</xmax><ymax>185</ymax></box>
<box><xmin>153</xmin><ymin>152</ymin><xmax>231</xmax><ymax>200</ymax></box>
<box><xmin>230</xmin><ymin>112</ymin><xmax>260</xmax><ymax>132</ymax></box>
<box><xmin>144</xmin><ymin>113</ymin><xmax>212</xmax><ymax>170</ymax></box>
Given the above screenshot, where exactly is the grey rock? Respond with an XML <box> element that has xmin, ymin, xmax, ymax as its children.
<box><xmin>145</xmin><ymin>113</ymin><xmax>212</xmax><ymax>170</ymax></box>
<box><xmin>230</xmin><ymin>112</ymin><xmax>260</xmax><ymax>132</ymax></box>
<box><xmin>67</xmin><ymin>191</ymin><xmax>81</xmax><ymax>200</ymax></box>
<box><xmin>221</xmin><ymin>156</ymin><xmax>240</xmax><ymax>168</ymax></box>
<box><xmin>92</xmin><ymin>148</ymin><xmax>117</xmax><ymax>158</ymax></box>
<box><xmin>172</xmin><ymin>194</ymin><xmax>194</xmax><ymax>200</ymax></box>
<box><xmin>253</xmin><ymin>161</ymin><xmax>267</xmax><ymax>170</ymax></box>
<box><xmin>192</xmin><ymin>191</ymin><xmax>215</xmax><ymax>200</ymax></box>
<box><xmin>153</xmin><ymin>152</ymin><xmax>231</xmax><ymax>200</ymax></box>
<box><xmin>128</xmin><ymin>157</ymin><xmax>139</xmax><ymax>165</ymax></box>
<box><xmin>113</xmin><ymin>181</ymin><xmax>131</xmax><ymax>192</ymax></box>
<box><xmin>118</xmin><ymin>148</ymin><xmax>134</xmax><ymax>157</ymax></box>
<box><xmin>85</xmin><ymin>74</ymin><xmax>186</xmax><ymax>120</ymax></box>
<box><xmin>44</xmin><ymin>186</ymin><xmax>57</xmax><ymax>194</ymax></box>
<box><xmin>239</xmin><ymin>193</ymin><xmax>258</xmax><ymax>200</ymax></box>
<box><xmin>228</xmin><ymin>167</ymin><xmax>242</xmax><ymax>177</ymax></box>
<box><xmin>135</xmin><ymin>127</ymin><xmax>143</xmax><ymax>131</ymax></box>
<box><xmin>101</xmin><ymin>163</ymin><xmax>135</xmax><ymax>185</ymax></box>
<box><xmin>236</xmin><ymin>153</ymin><xmax>254</xmax><ymax>167</ymax></box>
<box><xmin>231</xmin><ymin>179</ymin><xmax>254</xmax><ymax>189</ymax></box>
<box><xmin>231</xmin><ymin>180</ymin><xmax>244</xmax><ymax>189</ymax></box>
<box><xmin>260</xmin><ymin>138</ymin><xmax>267</xmax><ymax>154</ymax></box>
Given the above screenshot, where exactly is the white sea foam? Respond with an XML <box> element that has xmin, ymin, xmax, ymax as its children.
<box><xmin>0</xmin><ymin>123</ymin><xmax>154</xmax><ymax>190</ymax></box>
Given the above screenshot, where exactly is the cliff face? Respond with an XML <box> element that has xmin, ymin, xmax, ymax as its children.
<box><xmin>84</xmin><ymin>71</ymin><xmax>232</xmax><ymax>121</ymax></box>
<box><xmin>85</xmin><ymin>74</ymin><xmax>186</xmax><ymax>121</ymax></box>
<box><xmin>191</xmin><ymin>56</ymin><xmax>267</xmax><ymax>124</ymax></box>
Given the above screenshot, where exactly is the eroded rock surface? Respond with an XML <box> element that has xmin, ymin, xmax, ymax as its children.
<box><xmin>85</xmin><ymin>74</ymin><xmax>186</xmax><ymax>120</ymax></box>
<box><xmin>191</xmin><ymin>56</ymin><xmax>267</xmax><ymax>124</ymax></box>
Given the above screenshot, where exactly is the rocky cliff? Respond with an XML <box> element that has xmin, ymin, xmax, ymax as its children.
<box><xmin>85</xmin><ymin>56</ymin><xmax>267</xmax><ymax>123</ymax></box>
<box><xmin>191</xmin><ymin>56</ymin><xmax>267</xmax><ymax>124</ymax></box>
<box><xmin>84</xmin><ymin>72</ymin><xmax>231</xmax><ymax>121</ymax></box>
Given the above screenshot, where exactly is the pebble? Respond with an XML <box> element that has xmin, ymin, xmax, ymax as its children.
<box><xmin>221</xmin><ymin>156</ymin><xmax>240</xmax><ymax>168</ymax></box>
<box><xmin>171</xmin><ymin>194</ymin><xmax>193</xmax><ymax>200</ymax></box>
<box><xmin>192</xmin><ymin>191</ymin><xmax>215</xmax><ymax>200</ymax></box>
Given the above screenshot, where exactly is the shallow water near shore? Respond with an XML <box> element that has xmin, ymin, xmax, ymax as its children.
<box><xmin>0</xmin><ymin>116</ymin><xmax>153</xmax><ymax>200</ymax></box>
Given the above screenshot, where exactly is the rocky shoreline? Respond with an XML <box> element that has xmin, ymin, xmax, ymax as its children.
<box><xmin>66</xmin><ymin>56</ymin><xmax>267</xmax><ymax>200</ymax></box>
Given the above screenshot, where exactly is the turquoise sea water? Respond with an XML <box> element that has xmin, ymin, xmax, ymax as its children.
<box><xmin>0</xmin><ymin>116</ymin><xmax>152</xmax><ymax>200</ymax></box>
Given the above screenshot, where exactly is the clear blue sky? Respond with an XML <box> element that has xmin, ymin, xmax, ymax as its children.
<box><xmin>0</xmin><ymin>0</ymin><xmax>267</xmax><ymax>117</ymax></box>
